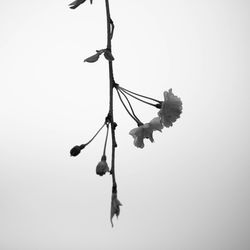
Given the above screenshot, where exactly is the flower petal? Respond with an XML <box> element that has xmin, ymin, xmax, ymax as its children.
<box><xmin>129</xmin><ymin>123</ymin><xmax>155</xmax><ymax>148</ymax></box>
<box><xmin>129</xmin><ymin>127</ymin><xmax>145</xmax><ymax>148</ymax></box>
<box><xmin>149</xmin><ymin>117</ymin><xmax>163</xmax><ymax>132</ymax></box>
<box><xmin>158</xmin><ymin>89</ymin><xmax>182</xmax><ymax>128</ymax></box>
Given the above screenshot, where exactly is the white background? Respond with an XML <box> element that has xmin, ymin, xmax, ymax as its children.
<box><xmin>0</xmin><ymin>0</ymin><xmax>250</xmax><ymax>249</ymax></box>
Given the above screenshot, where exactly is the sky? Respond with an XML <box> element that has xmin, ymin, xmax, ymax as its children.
<box><xmin>0</xmin><ymin>0</ymin><xmax>250</xmax><ymax>249</ymax></box>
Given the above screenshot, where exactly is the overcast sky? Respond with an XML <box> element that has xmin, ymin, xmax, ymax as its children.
<box><xmin>0</xmin><ymin>0</ymin><xmax>250</xmax><ymax>249</ymax></box>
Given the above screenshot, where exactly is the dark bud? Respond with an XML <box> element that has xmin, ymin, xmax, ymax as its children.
<box><xmin>70</xmin><ymin>144</ymin><xmax>85</xmax><ymax>157</ymax></box>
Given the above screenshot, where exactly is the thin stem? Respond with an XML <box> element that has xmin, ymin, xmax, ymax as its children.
<box><xmin>119</xmin><ymin>86</ymin><xmax>161</xmax><ymax>103</ymax></box>
<box><xmin>116</xmin><ymin>88</ymin><xmax>141</xmax><ymax>125</ymax></box>
<box><xmin>118</xmin><ymin>88</ymin><xmax>143</xmax><ymax>125</ymax></box>
<box><xmin>119</xmin><ymin>88</ymin><xmax>158</xmax><ymax>108</ymax></box>
<box><xmin>103</xmin><ymin>124</ymin><xmax>110</xmax><ymax>156</ymax></box>
<box><xmin>85</xmin><ymin>122</ymin><xmax>106</xmax><ymax>146</ymax></box>
<box><xmin>105</xmin><ymin>0</ymin><xmax>117</xmax><ymax>193</ymax></box>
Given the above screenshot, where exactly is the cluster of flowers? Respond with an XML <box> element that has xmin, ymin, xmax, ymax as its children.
<box><xmin>129</xmin><ymin>89</ymin><xmax>183</xmax><ymax>148</ymax></box>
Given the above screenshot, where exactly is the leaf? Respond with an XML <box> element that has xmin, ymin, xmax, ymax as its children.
<box><xmin>84</xmin><ymin>49</ymin><xmax>105</xmax><ymax>63</ymax></box>
<box><xmin>104</xmin><ymin>50</ymin><xmax>115</xmax><ymax>61</ymax></box>
<box><xmin>84</xmin><ymin>53</ymin><xmax>100</xmax><ymax>63</ymax></box>
<box><xmin>69</xmin><ymin>0</ymin><xmax>87</xmax><ymax>9</ymax></box>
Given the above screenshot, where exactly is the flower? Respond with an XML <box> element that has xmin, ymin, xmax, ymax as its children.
<box><xmin>96</xmin><ymin>155</ymin><xmax>109</xmax><ymax>176</ymax></box>
<box><xmin>110</xmin><ymin>192</ymin><xmax>122</xmax><ymax>227</ymax></box>
<box><xmin>158</xmin><ymin>89</ymin><xmax>182</xmax><ymax>128</ymax></box>
<box><xmin>149</xmin><ymin>117</ymin><xmax>164</xmax><ymax>131</ymax></box>
<box><xmin>129</xmin><ymin>117</ymin><xmax>163</xmax><ymax>148</ymax></box>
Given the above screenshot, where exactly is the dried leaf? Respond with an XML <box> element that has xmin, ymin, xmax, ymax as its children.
<box><xmin>110</xmin><ymin>193</ymin><xmax>122</xmax><ymax>227</ymax></box>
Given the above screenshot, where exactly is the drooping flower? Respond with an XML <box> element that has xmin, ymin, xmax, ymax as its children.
<box><xmin>149</xmin><ymin>117</ymin><xmax>164</xmax><ymax>131</ymax></box>
<box><xmin>158</xmin><ymin>89</ymin><xmax>182</xmax><ymax>128</ymax></box>
<box><xmin>110</xmin><ymin>192</ymin><xmax>122</xmax><ymax>227</ymax></box>
<box><xmin>96</xmin><ymin>155</ymin><xmax>109</xmax><ymax>176</ymax></box>
<box><xmin>129</xmin><ymin>117</ymin><xmax>163</xmax><ymax>148</ymax></box>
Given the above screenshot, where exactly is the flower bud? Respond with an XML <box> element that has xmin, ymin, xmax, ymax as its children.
<box><xmin>96</xmin><ymin>155</ymin><xmax>109</xmax><ymax>176</ymax></box>
<box><xmin>70</xmin><ymin>144</ymin><xmax>85</xmax><ymax>157</ymax></box>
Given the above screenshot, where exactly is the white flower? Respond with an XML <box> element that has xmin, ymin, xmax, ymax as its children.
<box><xmin>158</xmin><ymin>89</ymin><xmax>182</xmax><ymax>128</ymax></box>
<box><xmin>110</xmin><ymin>192</ymin><xmax>122</xmax><ymax>227</ymax></box>
<box><xmin>129</xmin><ymin>117</ymin><xmax>163</xmax><ymax>148</ymax></box>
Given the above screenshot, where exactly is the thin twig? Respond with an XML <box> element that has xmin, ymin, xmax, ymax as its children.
<box><xmin>116</xmin><ymin>88</ymin><xmax>141</xmax><ymax>124</ymax></box>
<box><xmin>85</xmin><ymin>122</ymin><xmax>106</xmax><ymax>146</ymax></box>
<box><xmin>119</xmin><ymin>88</ymin><xmax>158</xmax><ymax>108</ymax></box>
<box><xmin>103</xmin><ymin>124</ymin><xmax>110</xmax><ymax>156</ymax></box>
<box><xmin>118</xmin><ymin>88</ymin><xmax>143</xmax><ymax>125</ymax></box>
<box><xmin>119</xmin><ymin>86</ymin><xmax>161</xmax><ymax>103</ymax></box>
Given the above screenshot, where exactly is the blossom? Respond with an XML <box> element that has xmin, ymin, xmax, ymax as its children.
<box><xmin>158</xmin><ymin>89</ymin><xmax>182</xmax><ymax>128</ymax></box>
<box><xmin>110</xmin><ymin>192</ymin><xmax>122</xmax><ymax>227</ymax></box>
<box><xmin>129</xmin><ymin>117</ymin><xmax>163</xmax><ymax>148</ymax></box>
<box><xmin>96</xmin><ymin>155</ymin><xmax>109</xmax><ymax>176</ymax></box>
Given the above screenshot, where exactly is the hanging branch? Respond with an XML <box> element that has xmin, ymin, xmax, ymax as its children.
<box><xmin>68</xmin><ymin>0</ymin><xmax>183</xmax><ymax>227</ymax></box>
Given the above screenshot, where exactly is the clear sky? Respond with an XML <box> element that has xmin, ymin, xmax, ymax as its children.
<box><xmin>0</xmin><ymin>0</ymin><xmax>250</xmax><ymax>249</ymax></box>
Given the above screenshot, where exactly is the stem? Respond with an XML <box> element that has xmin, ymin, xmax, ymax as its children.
<box><xmin>105</xmin><ymin>0</ymin><xmax>117</xmax><ymax>193</ymax></box>
<box><xmin>116</xmin><ymin>88</ymin><xmax>142</xmax><ymax>125</ymax></box>
<box><xmin>119</xmin><ymin>89</ymin><xmax>142</xmax><ymax>123</ymax></box>
<box><xmin>103</xmin><ymin>124</ymin><xmax>110</xmax><ymax>156</ymax></box>
<box><xmin>119</xmin><ymin>86</ymin><xmax>161</xmax><ymax>103</ymax></box>
<box><xmin>85</xmin><ymin>122</ymin><xmax>106</xmax><ymax>146</ymax></box>
<box><xmin>119</xmin><ymin>88</ymin><xmax>158</xmax><ymax>108</ymax></box>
